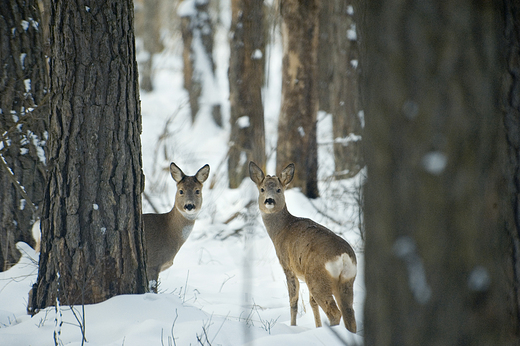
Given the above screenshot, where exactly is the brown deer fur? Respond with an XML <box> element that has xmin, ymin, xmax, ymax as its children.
<box><xmin>249</xmin><ymin>161</ymin><xmax>357</xmax><ymax>332</ymax></box>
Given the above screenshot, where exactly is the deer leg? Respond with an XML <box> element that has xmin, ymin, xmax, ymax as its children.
<box><xmin>338</xmin><ymin>277</ymin><xmax>357</xmax><ymax>333</ymax></box>
<box><xmin>284</xmin><ymin>269</ymin><xmax>300</xmax><ymax>326</ymax></box>
<box><xmin>309</xmin><ymin>292</ymin><xmax>322</xmax><ymax>327</ymax></box>
<box><xmin>307</xmin><ymin>277</ymin><xmax>341</xmax><ymax>326</ymax></box>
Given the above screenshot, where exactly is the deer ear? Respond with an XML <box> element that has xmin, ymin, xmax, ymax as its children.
<box><xmin>280</xmin><ymin>163</ymin><xmax>295</xmax><ymax>186</ymax></box>
<box><xmin>170</xmin><ymin>162</ymin><xmax>185</xmax><ymax>183</ymax></box>
<box><xmin>249</xmin><ymin>161</ymin><xmax>265</xmax><ymax>185</ymax></box>
<box><xmin>196</xmin><ymin>164</ymin><xmax>210</xmax><ymax>184</ymax></box>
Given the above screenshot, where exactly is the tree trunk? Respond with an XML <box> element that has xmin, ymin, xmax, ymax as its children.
<box><xmin>134</xmin><ymin>0</ymin><xmax>164</xmax><ymax>92</ymax></box>
<box><xmin>503</xmin><ymin>0</ymin><xmax>520</xmax><ymax>339</ymax></box>
<box><xmin>227</xmin><ymin>0</ymin><xmax>266</xmax><ymax>188</ymax></box>
<box><xmin>276</xmin><ymin>0</ymin><xmax>320</xmax><ymax>198</ymax></box>
<box><xmin>363</xmin><ymin>1</ymin><xmax>515</xmax><ymax>344</ymax></box>
<box><xmin>318</xmin><ymin>1</ymin><xmax>363</xmax><ymax>179</ymax></box>
<box><xmin>329</xmin><ymin>0</ymin><xmax>363</xmax><ymax>179</ymax></box>
<box><xmin>179</xmin><ymin>0</ymin><xmax>221</xmax><ymax>126</ymax></box>
<box><xmin>0</xmin><ymin>0</ymin><xmax>48</xmax><ymax>271</ymax></box>
<box><xmin>28</xmin><ymin>0</ymin><xmax>147</xmax><ymax>313</ymax></box>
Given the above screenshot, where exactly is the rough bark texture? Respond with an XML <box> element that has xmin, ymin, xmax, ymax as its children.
<box><xmin>276</xmin><ymin>0</ymin><xmax>320</xmax><ymax>198</ymax></box>
<box><xmin>28</xmin><ymin>0</ymin><xmax>147</xmax><ymax>313</ymax></box>
<box><xmin>0</xmin><ymin>0</ymin><xmax>48</xmax><ymax>271</ymax></box>
<box><xmin>227</xmin><ymin>0</ymin><xmax>266</xmax><ymax>188</ymax></box>
<box><xmin>180</xmin><ymin>0</ymin><xmax>221</xmax><ymax>126</ymax></box>
<box><xmin>318</xmin><ymin>1</ymin><xmax>363</xmax><ymax>179</ymax></box>
<box><xmin>363</xmin><ymin>1</ymin><xmax>515</xmax><ymax>344</ymax></box>
<box><xmin>503</xmin><ymin>0</ymin><xmax>520</xmax><ymax>339</ymax></box>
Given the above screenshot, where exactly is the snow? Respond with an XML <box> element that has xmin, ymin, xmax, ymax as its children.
<box><xmin>422</xmin><ymin>151</ymin><xmax>447</xmax><ymax>175</ymax></box>
<box><xmin>0</xmin><ymin>2</ymin><xmax>365</xmax><ymax>345</ymax></box>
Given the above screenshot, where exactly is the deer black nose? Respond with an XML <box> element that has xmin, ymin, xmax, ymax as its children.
<box><xmin>185</xmin><ymin>204</ymin><xmax>195</xmax><ymax>211</ymax></box>
<box><xmin>265</xmin><ymin>198</ymin><xmax>275</xmax><ymax>205</ymax></box>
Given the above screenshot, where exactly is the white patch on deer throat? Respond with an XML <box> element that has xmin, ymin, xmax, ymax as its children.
<box><xmin>325</xmin><ymin>253</ymin><xmax>357</xmax><ymax>280</ymax></box>
<box><xmin>182</xmin><ymin>225</ymin><xmax>193</xmax><ymax>241</ymax></box>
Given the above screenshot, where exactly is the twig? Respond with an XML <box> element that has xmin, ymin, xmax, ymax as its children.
<box><xmin>307</xmin><ymin>198</ymin><xmax>343</xmax><ymax>226</ymax></box>
<box><xmin>171</xmin><ymin>309</ymin><xmax>179</xmax><ymax>346</ymax></box>
<box><xmin>210</xmin><ymin>312</ymin><xmax>230</xmax><ymax>344</ymax></box>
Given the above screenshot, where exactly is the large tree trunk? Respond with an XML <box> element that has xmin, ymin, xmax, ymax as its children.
<box><xmin>227</xmin><ymin>0</ymin><xmax>266</xmax><ymax>188</ymax></box>
<box><xmin>0</xmin><ymin>0</ymin><xmax>48</xmax><ymax>270</ymax></box>
<box><xmin>363</xmin><ymin>1</ymin><xmax>515</xmax><ymax>344</ymax></box>
<box><xmin>276</xmin><ymin>0</ymin><xmax>320</xmax><ymax>198</ymax></box>
<box><xmin>28</xmin><ymin>0</ymin><xmax>147</xmax><ymax>313</ymax></box>
<box><xmin>503</xmin><ymin>0</ymin><xmax>520</xmax><ymax>339</ymax></box>
<box><xmin>179</xmin><ymin>0</ymin><xmax>221</xmax><ymax>126</ymax></box>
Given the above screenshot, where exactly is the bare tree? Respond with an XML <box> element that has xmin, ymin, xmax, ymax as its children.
<box><xmin>318</xmin><ymin>0</ymin><xmax>363</xmax><ymax>179</ymax></box>
<box><xmin>227</xmin><ymin>0</ymin><xmax>266</xmax><ymax>188</ymax></box>
<box><xmin>276</xmin><ymin>0</ymin><xmax>320</xmax><ymax>198</ymax></box>
<box><xmin>134</xmin><ymin>0</ymin><xmax>164</xmax><ymax>92</ymax></box>
<box><xmin>503</xmin><ymin>0</ymin><xmax>520</xmax><ymax>339</ymax></box>
<box><xmin>28</xmin><ymin>0</ymin><xmax>147</xmax><ymax>313</ymax></box>
<box><xmin>362</xmin><ymin>1</ymin><xmax>515</xmax><ymax>344</ymax></box>
<box><xmin>0</xmin><ymin>0</ymin><xmax>48</xmax><ymax>270</ymax></box>
<box><xmin>179</xmin><ymin>0</ymin><xmax>221</xmax><ymax>126</ymax></box>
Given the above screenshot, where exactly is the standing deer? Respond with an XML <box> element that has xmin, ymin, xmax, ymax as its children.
<box><xmin>249</xmin><ymin>161</ymin><xmax>357</xmax><ymax>332</ymax></box>
<box><xmin>143</xmin><ymin>162</ymin><xmax>210</xmax><ymax>292</ymax></box>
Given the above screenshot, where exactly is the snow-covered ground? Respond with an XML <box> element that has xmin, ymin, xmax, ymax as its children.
<box><xmin>0</xmin><ymin>3</ymin><xmax>364</xmax><ymax>345</ymax></box>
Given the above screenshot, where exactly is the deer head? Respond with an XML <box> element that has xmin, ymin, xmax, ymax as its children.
<box><xmin>170</xmin><ymin>162</ymin><xmax>210</xmax><ymax>220</ymax></box>
<box><xmin>249</xmin><ymin>161</ymin><xmax>294</xmax><ymax>214</ymax></box>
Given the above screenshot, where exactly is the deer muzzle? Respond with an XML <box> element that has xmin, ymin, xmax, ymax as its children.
<box><xmin>184</xmin><ymin>203</ymin><xmax>196</xmax><ymax>211</ymax></box>
<box><xmin>264</xmin><ymin>198</ymin><xmax>276</xmax><ymax>209</ymax></box>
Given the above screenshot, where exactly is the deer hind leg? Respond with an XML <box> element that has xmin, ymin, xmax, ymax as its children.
<box><xmin>307</xmin><ymin>276</ymin><xmax>341</xmax><ymax>326</ymax></box>
<box><xmin>334</xmin><ymin>276</ymin><xmax>357</xmax><ymax>333</ymax></box>
<box><xmin>309</xmin><ymin>292</ymin><xmax>322</xmax><ymax>327</ymax></box>
<box><xmin>284</xmin><ymin>268</ymin><xmax>300</xmax><ymax>326</ymax></box>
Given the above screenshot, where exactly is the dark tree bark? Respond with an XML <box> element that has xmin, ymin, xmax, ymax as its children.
<box><xmin>28</xmin><ymin>0</ymin><xmax>147</xmax><ymax>313</ymax></box>
<box><xmin>0</xmin><ymin>0</ymin><xmax>48</xmax><ymax>271</ymax></box>
<box><xmin>318</xmin><ymin>1</ymin><xmax>363</xmax><ymax>179</ymax></box>
<box><xmin>276</xmin><ymin>0</ymin><xmax>320</xmax><ymax>198</ymax></box>
<box><xmin>363</xmin><ymin>1</ymin><xmax>515</xmax><ymax>344</ymax></box>
<box><xmin>227</xmin><ymin>0</ymin><xmax>266</xmax><ymax>188</ymax></box>
<box><xmin>503</xmin><ymin>0</ymin><xmax>520</xmax><ymax>339</ymax></box>
<box><xmin>180</xmin><ymin>0</ymin><xmax>221</xmax><ymax>126</ymax></box>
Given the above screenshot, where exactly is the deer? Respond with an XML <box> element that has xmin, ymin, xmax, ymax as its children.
<box><xmin>249</xmin><ymin>161</ymin><xmax>357</xmax><ymax>333</ymax></box>
<box><xmin>143</xmin><ymin>162</ymin><xmax>210</xmax><ymax>292</ymax></box>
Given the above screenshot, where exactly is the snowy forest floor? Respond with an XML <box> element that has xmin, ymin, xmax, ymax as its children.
<box><xmin>0</xmin><ymin>8</ymin><xmax>365</xmax><ymax>345</ymax></box>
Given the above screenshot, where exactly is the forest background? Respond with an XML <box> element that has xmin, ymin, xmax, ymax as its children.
<box><xmin>1</xmin><ymin>0</ymin><xmax>520</xmax><ymax>345</ymax></box>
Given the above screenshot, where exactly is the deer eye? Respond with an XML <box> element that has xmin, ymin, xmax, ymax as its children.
<box><xmin>277</xmin><ymin>189</ymin><xmax>281</xmax><ymax>193</ymax></box>
<box><xmin>260</xmin><ymin>188</ymin><xmax>265</xmax><ymax>192</ymax></box>
<box><xmin>179</xmin><ymin>190</ymin><xmax>184</xmax><ymax>195</ymax></box>
<box><xmin>196</xmin><ymin>190</ymin><xmax>200</xmax><ymax>194</ymax></box>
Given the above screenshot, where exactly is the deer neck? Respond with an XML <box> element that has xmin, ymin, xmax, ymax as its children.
<box><xmin>168</xmin><ymin>204</ymin><xmax>195</xmax><ymax>243</ymax></box>
<box><xmin>261</xmin><ymin>205</ymin><xmax>295</xmax><ymax>239</ymax></box>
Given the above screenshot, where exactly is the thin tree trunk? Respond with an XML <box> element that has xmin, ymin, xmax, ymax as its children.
<box><xmin>330</xmin><ymin>0</ymin><xmax>363</xmax><ymax>179</ymax></box>
<box><xmin>0</xmin><ymin>0</ymin><xmax>48</xmax><ymax>270</ymax></box>
<box><xmin>135</xmin><ymin>0</ymin><xmax>164</xmax><ymax>92</ymax></box>
<box><xmin>28</xmin><ymin>0</ymin><xmax>147</xmax><ymax>313</ymax></box>
<box><xmin>503</xmin><ymin>0</ymin><xmax>520</xmax><ymax>339</ymax></box>
<box><xmin>180</xmin><ymin>0</ymin><xmax>221</xmax><ymax>126</ymax></box>
<box><xmin>276</xmin><ymin>0</ymin><xmax>320</xmax><ymax>198</ymax></box>
<box><xmin>363</xmin><ymin>1</ymin><xmax>514</xmax><ymax>344</ymax></box>
<box><xmin>228</xmin><ymin>0</ymin><xmax>266</xmax><ymax>188</ymax></box>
